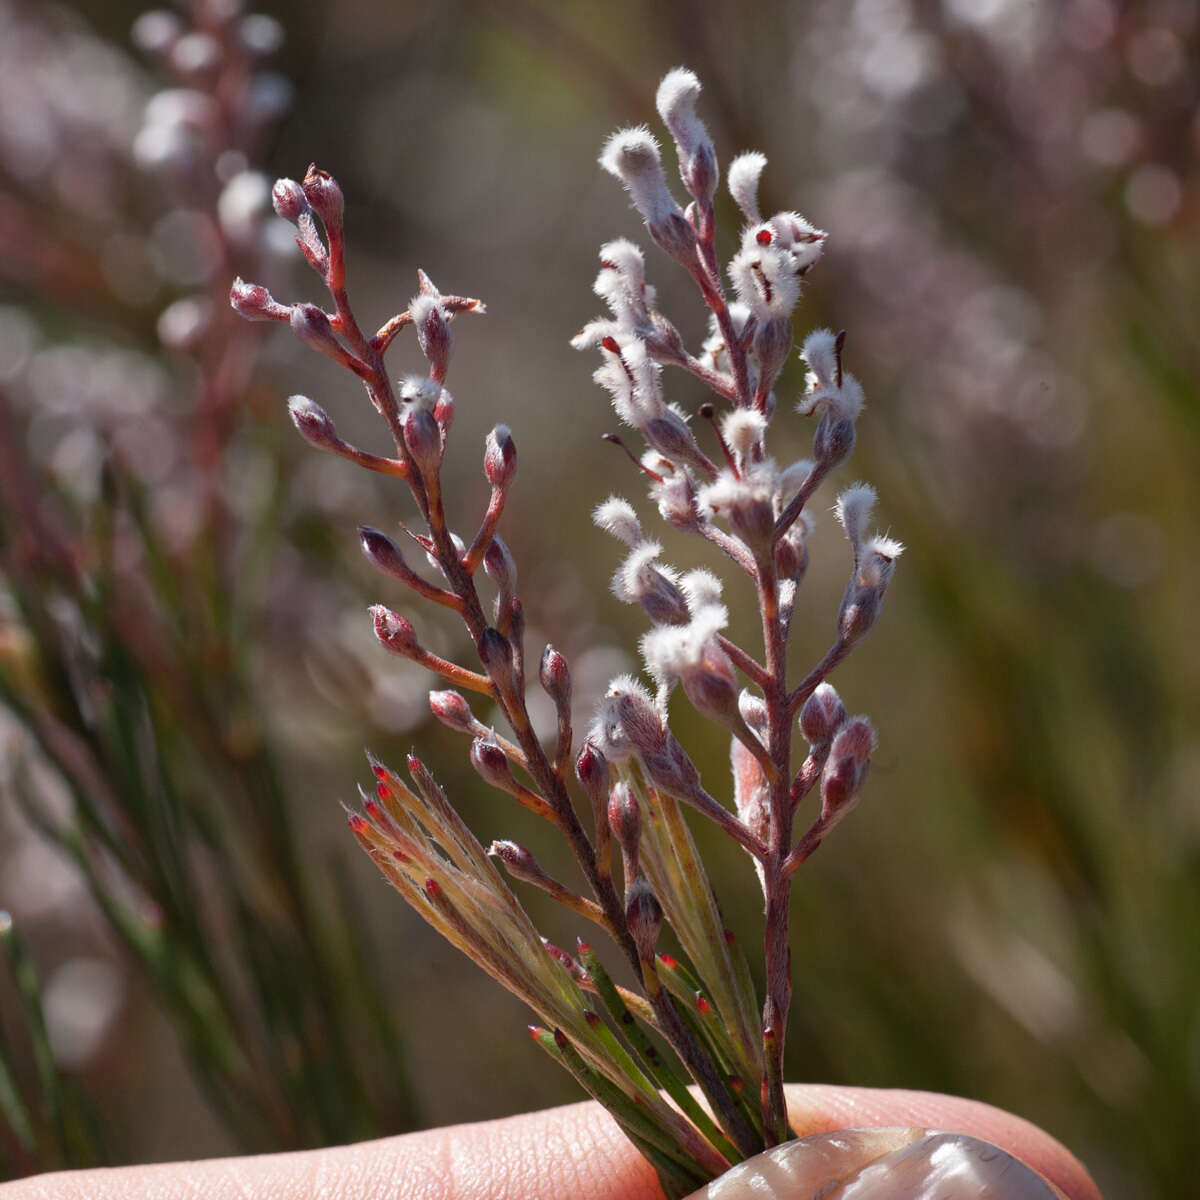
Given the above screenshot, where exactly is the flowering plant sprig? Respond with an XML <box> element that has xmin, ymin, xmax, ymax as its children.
<box><xmin>231</xmin><ymin>68</ymin><xmax>900</xmax><ymax>1197</ymax></box>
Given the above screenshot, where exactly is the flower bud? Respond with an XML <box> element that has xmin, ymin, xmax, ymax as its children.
<box><xmin>838</xmin><ymin>538</ymin><xmax>901</xmax><ymax>646</ymax></box>
<box><xmin>483</xmin><ymin>535</ymin><xmax>517</xmax><ymax>597</ymax></box>
<box><xmin>287</xmin><ymin>395</ymin><xmax>339</xmax><ymax>451</ymax></box>
<box><xmin>813</xmin><ymin>411</ymin><xmax>856</xmax><ymax>470</ymax></box>
<box><xmin>608</xmin><ymin>781</ymin><xmax>642</xmax><ymax>856</ymax></box>
<box><xmin>680</xmin><ymin>639</ymin><xmax>740</xmax><ymax>725</ymax></box>
<box><xmin>289</xmin><ymin>303</ymin><xmax>341</xmax><ymax>356</ymax></box>
<box><xmin>484</xmin><ymin>425</ymin><xmax>517</xmax><ymax>488</ymax></box>
<box><xmin>606</xmin><ymin>679</ymin><xmax>665</xmax><ymax>757</ymax></box>
<box><xmin>402</xmin><ymin>403</ymin><xmax>442</xmax><ymax>479</ymax></box>
<box><xmin>470</xmin><ymin>737</ymin><xmax>516</xmax><ymax>791</ymax></box>
<box><xmin>820</xmin><ymin>716</ymin><xmax>877</xmax><ymax>825</ymax></box>
<box><xmin>272</xmin><ymin>177</ymin><xmax>308</xmax><ymax>223</ymax></box>
<box><xmin>655</xmin><ymin>68</ymin><xmax>717</xmax><ymax>203</ymax></box>
<box><xmin>370</xmin><ymin>605</ymin><xmax>418</xmax><ymax>655</ymax></box>
<box><xmin>489</xmin><ymin>840</ymin><xmax>552</xmax><ymax>889</ymax></box>
<box><xmin>799</xmin><ymin>682</ymin><xmax>846</xmax><ymax>748</ymax></box>
<box><xmin>753</xmin><ymin>316</ymin><xmax>794</xmax><ymax>385</ymax></box>
<box><xmin>301</xmin><ymin>165</ymin><xmax>344</xmax><ymax>230</ymax></box>
<box><xmin>624</xmin><ymin>877</ymin><xmax>663</xmax><ymax>960</ymax></box>
<box><xmin>575</xmin><ymin>741</ymin><xmax>610</xmax><ymax>807</ymax></box>
<box><xmin>539</xmin><ymin>646</ymin><xmax>571</xmax><ymax>705</ymax></box>
<box><xmin>428</xmin><ymin>689</ymin><xmax>475</xmax><ymax>733</ymax></box>
<box><xmin>359</xmin><ymin>525</ymin><xmax>410</xmax><ymax>580</ymax></box>
<box><xmin>476</xmin><ymin>626</ymin><xmax>514</xmax><ymax>676</ymax></box>
<box><xmin>411</xmin><ymin>293</ymin><xmax>453</xmax><ymax>375</ymax></box>
<box><xmin>643</xmin><ymin>411</ymin><xmax>707</xmax><ymax>475</ymax></box>
<box><xmin>229</xmin><ymin>277</ymin><xmax>288</xmax><ymax>321</ymax></box>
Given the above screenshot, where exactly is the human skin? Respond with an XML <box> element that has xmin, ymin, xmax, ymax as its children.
<box><xmin>0</xmin><ymin>1084</ymin><xmax>1101</xmax><ymax>1200</ymax></box>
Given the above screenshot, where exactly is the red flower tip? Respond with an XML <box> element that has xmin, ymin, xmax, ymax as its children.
<box><xmin>696</xmin><ymin>994</ymin><xmax>713</xmax><ymax>1014</ymax></box>
<box><xmin>424</xmin><ymin>877</ymin><xmax>442</xmax><ymax>897</ymax></box>
<box><xmin>657</xmin><ymin>953</ymin><xmax>678</xmax><ymax>969</ymax></box>
<box><xmin>347</xmin><ymin>813</ymin><xmax>369</xmax><ymax>835</ymax></box>
<box><xmin>729</xmin><ymin>1075</ymin><xmax>744</xmax><ymax>1093</ymax></box>
<box><xmin>372</xmin><ymin>764</ymin><xmax>388</xmax><ymax>781</ymax></box>
<box><xmin>756</xmin><ymin>228</ymin><xmax>773</xmax><ymax>245</ymax></box>
<box><xmin>364</xmin><ymin>798</ymin><xmax>382</xmax><ymax>821</ymax></box>
<box><xmin>600</xmin><ymin>335</ymin><xmax>621</xmax><ymax>354</ymax></box>
<box><xmin>723</xmin><ymin>928</ymin><xmax>737</xmax><ymax>946</ymax></box>
<box><xmin>376</xmin><ymin>782</ymin><xmax>392</xmax><ymax>802</ymax></box>
<box><xmin>584</xmin><ymin>1010</ymin><xmax>601</xmax><ymax>1027</ymax></box>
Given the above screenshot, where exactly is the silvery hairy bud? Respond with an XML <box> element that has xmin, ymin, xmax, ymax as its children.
<box><xmin>539</xmin><ymin>646</ymin><xmax>571</xmax><ymax>706</ymax></box>
<box><xmin>624</xmin><ymin>877</ymin><xmax>663</xmax><ymax>961</ymax></box>
<box><xmin>272</xmin><ymin>177</ymin><xmax>308</xmax><ymax>223</ymax></box>
<box><xmin>575</xmin><ymin>742</ymin><xmax>610</xmax><ymax>808</ymax></box>
<box><xmin>476</xmin><ymin>626</ymin><xmax>514</xmax><ymax>676</ymax></box>
<box><xmin>488</xmin><ymin>840</ymin><xmax>552</xmax><ymax>889</ymax></box>
<box><xmin>813</xmin><ymin>411</ymin><xmax>856</xmax><ymax>471</ymax></box>
<box><xmin>484</xmin><ymin>425</ymin><xmax>517</xmax><ymax>488</ymax></box>
<box><xmin>598</xmin><ymin>128</ymin><xmax>698</xmax><ymax>267</ymax></box>
<box><xmin>428</xmin><ymin>689</ymin><xmax>475</xmax><ymax>733</ymax></box>
<box><xmin>301</xmin><ymin>165</ymin><xmax>343</xmax><ymax>230</ymax></box>
<box><xmin>483</xmin><ymin>536</ymin><xmax>517</xmax><ymax>597</ymax></box>
<box><xmin>229</xmin><ymin>277</ymin><xmax>289</xmax><ymax>321</ymax></box>
<box><xmin>470</xmin><ymin>737</ymin><xmax>516</xmax><ymax>791</ymax></box>
<box><xmin>680</xmin><ymin>638</ymin><xmax>740</xmax><ymax>726</ymax></box>
<box><xmin>656</xmin><ymin>69</ymin><xmax>718</xmax><ymax>203</ymax></box>
<box><xmin>608</xmin><ymin>781</ymin><xmax>642</xmax><ymax>857</ymax></box>
<box><xmin>290</xmin><ymin>303</ymin><xmax>341</xmax><ymax>356</ymax></box>
<box><xmin>370</xmin><ymin>605</ymin><xmax>418</xmax><ymax>655</ymax></box>
<box><xmin>402</xmin><ymin>403</ymin><xmax>442</xmax><ymax>478</ymax></box>
<box><xmin>753</xmin><ymin>316</ymin><xmax>794</xmax><ymax>386</ymax></box>
<box><xmin>838</xmin><ymin>538</ymin><xmax>902</xmax><ymax>646</ymax></box>
<box><xmin>411</xmin><ymin>293</ymin><xmax>453</xmax><ymax>377</ymax></box>
<box><xmin>799</xmin><ymin>682</ymin><xmax>847</xmax><ymax>749</ymax></box>
<box><xmin>820</xmin><ymin>716</ymin><xmax>877</xmax><ymax>826</ymax></box>
<box><xmin>286</xmin><ymin>395</ymin><xmax>338</xmax><ymax>451</ymax></box>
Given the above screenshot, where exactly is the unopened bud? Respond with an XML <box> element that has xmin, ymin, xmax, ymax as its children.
<box><xmin>644</xmin><ymin>412</ymin><xmax>706</xmax><ymax>475</ymax></box>
<box><xmin>648</xmin><ymin>209</ymin><xmax>699</xmax><ymax>267</ymax></box>
<box><xmin>301</xmin><ymin>165</ymin><xmax>343</xmax><ymax>230</ymax></box>
<box><xmin>476</xmin><ymin>626</ymin><xmax>514</xmax><ymax>676</ymax></box>
<box><xmin>484</xmin><ymin>425</ymin><xmax>517</xmax><ymax>488</ymax></box>
<box><xmin>287</xmin><ymin>395</ymin><xmax>339</xmax><ymax>450</ymax></box>
<box><xmin>539</xmin><ymin>646</ymin><xmax>571</xmax><ymax>705</ymax></box>
<box><xmin>489</xmin><ymin>840</ymin><xmax>551</xmax><ymax>888</ymax></box>
<box><xmin>575</xmin><ymin>742</ymin><xmax>610</xmax><ymax>806</ymax></box>
<box><xmin>289</xmin><ymin>303</ymin><xmax>341</xmax><ymax>355</ymax></box>
<box><xmin>607</xmin><ymin>682</ymin><xmax>665</xmax><ymax>756</ymax></box>
<box><xmin>411</xmin><ymin>294</ymin><xmax>453</xmax><ymax>374</ymax></box>
<box><xmin>775</xmin><ymin>533</ymin><xmax>808</xmax><ymax>583</ymax></box>
<box><xmin>229</xmin><ymin>277</ymin><xmax>288</xmax><ymax>321</ymax></box>
<box><xmin>483</xmin><ymin>535</ymin><xmax>517</xmax><ymax>596</ymax></box>
<box><xmin>370</xmin><ymin>605</ymin><xmax>418</xmax><ymax>655</ymax></box>
<box><xmin>428</xmin><ymin>689</ymin><xmax>475</xmax><ymax>733</ymax></box>
<box><xmin>272</xmin><ymin>177</ymin><xmax>308</xmax><ymax>223</ymax></box>
<box><xmin>680</xmin><ymin>641</ymin><xmax>740</xmax><ymax>724</ymax></box>
<box><xmin>820</xmin><ymin>716</ymin><xmax>876</xmax><ymax>824</ymax></box>
<box><xmin>359</xmin><ymin>525</ymin><xmax>410</xmax><ymax>580</ymax></box>
<box><xmin>608</xmin><ymin>781</ymin><xmax>641</xmax><ymax>856</ymax></box>
<box><xmin>813</xmin><ymin>412</ymin><xmax>856</xmax><ymax>470</ymax></box>
<box><xmin>624</xmin><ymin>877</ymin><xmax>663</xmax><ymax>960</ymax></box>
<box><xmin>753</xmin><ymin>316</ymin><xmax>794</xmax><ymax>384</ymax></box>
<box><xmin>470</xmin><ymin>737</ymin><xmax>516</xmax><ymax>791</ymax></box>
<box><xmin>837</xmin><ymin>541</ymin><xmax>900</xmax><ymax>646</ymax></box>
<box><xmin>402</xmin><ymin>404</ymin><xmax>442</xmax><ymax>478</ymax></box>
<box><xmin>799</xmin><ymin>682</ymin><xmax>846</xmax><ymax>748</ymax></box>
<box><xmin>656</xmin><ymin>68</ymin><xmax>717</xmax><ymax>203</ymax></box>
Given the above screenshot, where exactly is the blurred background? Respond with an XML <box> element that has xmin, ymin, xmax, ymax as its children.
<box><xmin>0</xmin><ymin>0</ymin><xmax>1196</xmax><ymax>1195</ymax></box>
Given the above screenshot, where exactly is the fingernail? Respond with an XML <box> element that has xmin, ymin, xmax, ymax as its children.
<box><xmin>685</xmin><ymin>1128</ymin><xmax>1067</xmax><ymax>1199</ymax></box>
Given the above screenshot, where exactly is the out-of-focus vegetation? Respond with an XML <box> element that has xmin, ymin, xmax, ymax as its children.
<box><xmin>0</xmin><ymin>1</ymin><xmax>1196</xmax><ymax>1196</ymax></box>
